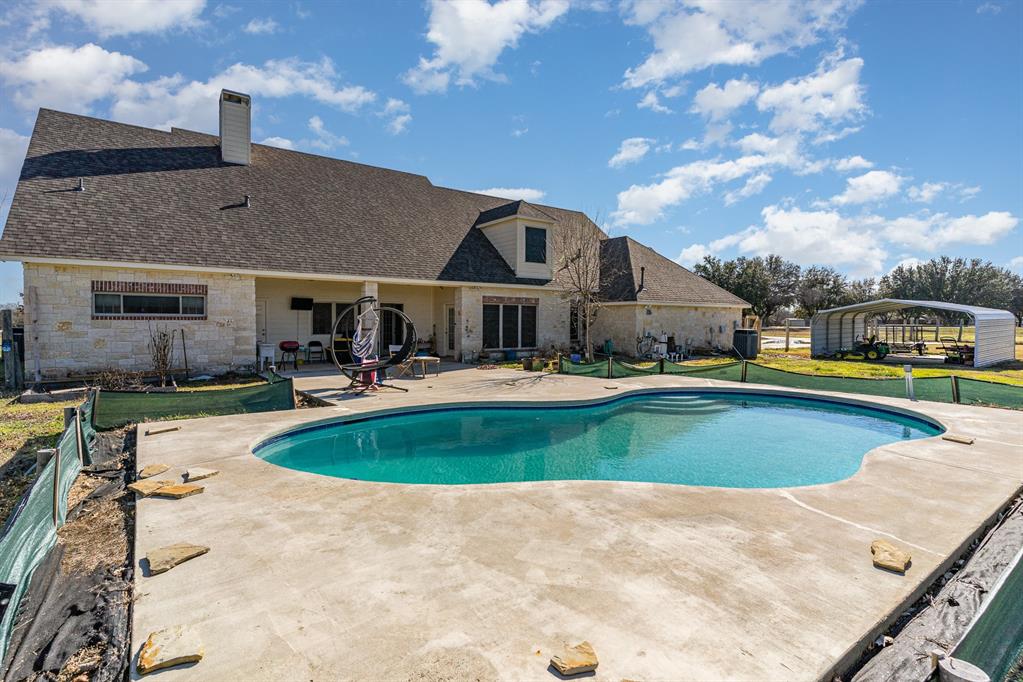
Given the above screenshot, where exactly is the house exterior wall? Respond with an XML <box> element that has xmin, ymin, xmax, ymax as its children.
<box><xmin>454</xmin><ymin>285</ymin><xmax>570</xmax><ymax>360</ymax></box>
<box><xmin>23</xmin><ymin>262</ymin><xmax>256</xmax><ymax>379</ymax></box>
<box><xmin>592</xmin><ymin>304</ymin><xmax>743</xmax><ymax>357</ymax></box>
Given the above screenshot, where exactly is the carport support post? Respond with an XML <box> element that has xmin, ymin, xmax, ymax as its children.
<box><xmin>903</xmin><ymin>365</ymin><xmax>916</xmax><ymax>401</ymax></box>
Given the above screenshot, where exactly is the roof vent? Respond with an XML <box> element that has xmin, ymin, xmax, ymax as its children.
<box><xmin>636</xmin><ymin>266</ymin><xmax>646</xmax><ymax>295</ymax></box>
<box><xmin>243</xmin><ymin>194</ymin><xmax>250</xmax><ymax>208</ymax></box>
<box><xmin>76</xmin><ymin>177</ymin><xmax>84</xmax><ymax>192</ymax></box>
<box><xmin>219</xmin><ymin>89</ymin><xmax>251</xmax><ymax>166</ymax></box>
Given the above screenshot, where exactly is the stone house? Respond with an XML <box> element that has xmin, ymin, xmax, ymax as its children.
<box><xmin>0</xmin><ymin>91</ymin><xmax>747</xmax><ymax>380</ymax></box>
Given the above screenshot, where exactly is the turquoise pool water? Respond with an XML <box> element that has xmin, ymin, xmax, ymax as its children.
<box><xmin>254</xmin><ymin>392</ymin><xmax>943</xmax><ymax>487</ymax></box>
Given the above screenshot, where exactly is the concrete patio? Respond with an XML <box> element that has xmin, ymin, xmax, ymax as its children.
<box><xmin>130</xmin><ymin>366</ymin><xmax>1023</xmax><ymax>681</ymax></box>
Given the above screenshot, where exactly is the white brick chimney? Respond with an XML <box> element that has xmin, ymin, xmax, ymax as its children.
<box><xmin>219</xmin><ymin>89</ymin><xmax>251</xmax><ymax>165</ymax></box>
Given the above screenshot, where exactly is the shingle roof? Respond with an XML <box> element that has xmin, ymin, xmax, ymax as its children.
<box><xmin>475</xmin><ymin>200</ymin><xmax>556</xmax><ymax>226</ymax></box>
<box><xmin>600</xmin><ymin>237</ymin><xmax>748</xmax><ymax>307</ymax></box>
<box><xmin>0</xmin><ymin>109</ymin><xmax>597</xmax><ymax>287</ymax></box>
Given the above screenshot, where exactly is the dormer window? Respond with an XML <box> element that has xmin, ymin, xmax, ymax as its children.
<box><xmin>525</xmin><ymin>226</ymin><xmax>547</xmax><ymax>264</ymax></box>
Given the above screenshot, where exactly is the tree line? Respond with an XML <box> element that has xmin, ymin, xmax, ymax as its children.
<box><xmin>693</xmin><ymin>255</ymin><xmax>1023</xmax><ymax>325</ymax></box>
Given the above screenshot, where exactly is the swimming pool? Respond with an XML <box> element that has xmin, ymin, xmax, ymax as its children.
<box><xmin>253</xmin><ymin>392</ymin><xmax>943</xmax><ymax>487</ymax></box>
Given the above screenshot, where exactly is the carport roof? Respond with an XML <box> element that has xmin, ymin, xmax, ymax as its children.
<box><xmin>814</xmin><ymin>299</ymin><xmax>1015</xmax><ymax>322</ymax></box>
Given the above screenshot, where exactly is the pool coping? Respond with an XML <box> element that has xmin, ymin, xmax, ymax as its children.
<box><xmin>130</xmin><ymin>370</ymin><xmax>1023</xmax><ymax>681</ymax></box>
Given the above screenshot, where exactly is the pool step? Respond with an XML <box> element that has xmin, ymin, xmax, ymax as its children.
<box><xmin>642</xmin><ymin>398</ymin><xmax>728</xmax><ymax>409</ymax></box>
<box><xmin>632</xmin><ymin>403</ymin><xmax>729</xmax><ymax>416</ymax></box>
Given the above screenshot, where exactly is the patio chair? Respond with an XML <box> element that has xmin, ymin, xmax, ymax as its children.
<box><xmin>389</xmin><ymin>344</ymin><xmax>416</xmax><ymax>378</ymax></box>
<box><xmin>307</xmin><ymin>340</ymin><xmax>326</xmax><ymax>363</ymax></box>
<box><xmin>939</xmin><ymin>336</ymin><xmax>974</xmax><ymax>365</ymax></box>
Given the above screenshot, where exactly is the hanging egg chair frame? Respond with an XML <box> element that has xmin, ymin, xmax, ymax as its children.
<box><xmin>328</xmin><ymin>296</ymin><xmax>418</xmax><ymax>392</ymax></box>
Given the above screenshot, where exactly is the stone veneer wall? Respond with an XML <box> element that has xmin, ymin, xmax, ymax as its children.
<box><xmin>23</xmin><ymin>263</ymin><xmax>256</xmax><ymax>379</ymax></box>
<box><xmin>592</xmin><ymin>304</ymin><xmax>743</xmax><ymax>357</ymax></box>
<box><xmin>454</xmin><ymin>286</ymin><xmax>570</xmax><ymax>359</ymax></box>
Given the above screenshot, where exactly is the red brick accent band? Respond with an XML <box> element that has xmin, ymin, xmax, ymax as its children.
<box><xmin>92</xmin><ymin>314</ymin><xmax>208</xmax><ymax>321</ymax></box>
<box><xmin>482</xmin><ymin>296</ymin><xmax>539</xmax><ymax>305</ymax></box>
<box><xmin>91</xmin><ymin>281</ymin><xmax>207</xmax><ymax>295</ymax></box>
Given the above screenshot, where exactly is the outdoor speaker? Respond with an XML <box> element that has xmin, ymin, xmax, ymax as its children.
<box><xmin>290</xmin><ymin>297</ymin><xmax>314</xmax><ymax>311</ymax></box>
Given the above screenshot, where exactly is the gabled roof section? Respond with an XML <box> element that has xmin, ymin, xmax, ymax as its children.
<box><xmin>600</xmin><ymin>237</ymin><xmax>749</xmax><ymax>307</ymax></box>
<box><xmin>475</xmin><ymin>200</ymin><xmax>557</xmax><ymax>227</ymax></box>
<box><xmin>0</xmin><ymin>109</ymin><xmax>600</xmax><ymax>287</ymax></box>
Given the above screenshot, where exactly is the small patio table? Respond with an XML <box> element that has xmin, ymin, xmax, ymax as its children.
<box><xmin>412</xmin><ymin>356</ymin><xmax>441</xmax><ymax>379</ymax></box>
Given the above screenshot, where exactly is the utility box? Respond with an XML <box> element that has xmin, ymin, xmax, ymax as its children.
<box><xmin>733</xmin><ymin>329</ymin><xmax>758</xmax><ymax>360</ymax></box>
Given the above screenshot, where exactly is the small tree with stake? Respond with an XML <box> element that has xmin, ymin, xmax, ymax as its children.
<box><xmin>554</xmin><ymin>212</ymin><xmax>614</xmax><ymax>363</ymax></box>
<box><xmin>147</xmin><ymin>323</ymin><xmax>176</xmax><ymax>387</ymax></box>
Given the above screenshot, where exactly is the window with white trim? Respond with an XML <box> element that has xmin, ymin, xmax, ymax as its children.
<box><xmin>482</xmin><ymin>303</ymin><xmax>537</xmax><ymax>349</ymax></box>
<box><xmin>92</xmin><ymin>293</ymin><xmax>206</xmax><ymax>317</ymax></box>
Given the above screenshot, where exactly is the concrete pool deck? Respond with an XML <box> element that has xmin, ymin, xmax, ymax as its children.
<box><xmin>131</xmin><ymin>367</ymin><xmax>1023</xmax><ymax>681</ymax></box>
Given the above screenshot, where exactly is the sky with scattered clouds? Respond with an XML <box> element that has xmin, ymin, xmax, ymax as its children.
<box><xmin>0</xmin><ymin>0</ymin><xmax>1020</xmax><ymax>301</ymax></box>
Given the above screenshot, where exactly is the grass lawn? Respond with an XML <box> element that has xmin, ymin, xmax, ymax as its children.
<box><xmin>0</xmin><ymin>395</ymin><xmax>79</xmax><ymax>524</ymax></box>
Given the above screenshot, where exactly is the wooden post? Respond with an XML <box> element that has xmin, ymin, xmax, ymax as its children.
<box><xmin>1</xmin><ymin>308</ymin><xmax>14</xmax><ymax>389</ymax></box>
<box><xmin>63</xmin><ymin>406</ymin><xmax>76</xmax><ymax>429</ymax></box>
<box><xmin>607</xmin><ymin>356</ymin><xmax>612</xmax><ymax>380</ymax></box>
<box><xmin>951</xmin><ymin>375</ymin><xmax>961</xmax><ymax>404</ymax></box>
<box><xmin>75</xmin><ymin>408</ymin><xmax>84</xmax><ymax>464</ymax></box>
<box><xmin>741</xmin><ymin>360</ymin><xmax>748</xmax><ymax>383</ymax></box>
<box><xmin>784</xmin><ymin>318</ymin><xmax>790</xmax><ymax>352</ymax></box>
<box><xmin>659</xmin><ymin>357</ymin><xmax>665</xmax><ymax>374</ymax></box>
<box><xmin>52</xmin><ymin>433</ymin><xmax>61</xmax><ymax>526</ymax></box>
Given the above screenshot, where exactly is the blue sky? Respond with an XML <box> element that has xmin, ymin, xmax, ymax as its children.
<box><xmin>0</xmin><ymin>0</ymin><xmax>1020</xmax><ymax>302</ymax></box>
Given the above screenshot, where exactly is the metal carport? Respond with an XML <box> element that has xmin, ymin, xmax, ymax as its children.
<box><xmin>810</xmin><ymin>299</ymin><xmax>1017</xmax><ymax>368</ymax></box>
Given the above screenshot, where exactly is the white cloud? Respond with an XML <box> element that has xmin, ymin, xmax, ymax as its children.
<box><xmin>622</xmin><ymin>0</ymin><xmax>858</xmax><ymax>88</ymax></box>
<box><xmin>258</xmin><ymin>136</ymin><xmax>294</xmax><ymax>149</ymax></box>
<box><xmin>511</xmin><ymin>127</ymin><xmax>528</xmax><ymax>137</ymax></box>
<box><xmin>111</xmin><ymin>57</ymin><xmax>376</xmax><ymax>131</ymax></box>
<box><xmin>732</xmin><ymin>205</ymin><xmax>888</xmax><ymax>275</ymax></box>
<box><xmin>977</xmin><ymin>2</ymin><xmax>1002</xmax><ymax>14</ymax></box>
<box><xmin>887</xmin><ymin>211</ymin><xmax>1017</xmax><ymax>251</ymax></box>
<box><xmin>1009</xmin><ymin>255</ymin><xmax>1023</xmax><ymax>272</ymax></box>
<box><xmin>756</xmin><ymin>55</ymin><xmax>866</xmax><ymax>135</ymax></box>
<box><xmin>676</xmin><ymin>243</ymin><xmax>711</xmax><ymax>267</ymax></box>
<box><xmin>380</xmin><ymin>98</ymin><xmax>412</xmax><ymax>134</ymax></box>
<box><xmin>49</xmin><ymin>0</ymin><xmax>205</xmax><ymax>36</ymax></box>
<box><xmin>243</xmin><ymin>17</ymin><xmax>279</xmax><ymax>34</ymax></box>
<box><xmin>637</xmin><ymin>90</ymin><xmax>672</xmax><ymax>113</ymax></box>
<box><xmin>813</xmin><ymin>125</ymin><xmax>861</xmax><ymax>144</ymax></box>
<box><xmin>891</xmin><ymin>256</ymin><xmax>923</xmax><ymax>271</ymax></box>
<box><xmin>306</xmin><ymin>116</ymin><xmax>349</xmax><ymax>150</ymax></box>
<box><xmin>471</xmin><ymin>187</ymin><xmax>546</xmax><ymax>202</ymax></box>
<box><xmin>833</xmin><ymin>155</ymin><xmax>872</xmax><ymax>171</ymax></box>
<box><xmin>828</xmin><ymin>169</ymin><xmax>903</xmax><ymax>205</ymax></box>
<box><xmin>0</xmin><ymin>128</ymin><xmax>31</xmax><ymax>218</ymax></box>
<box><xmin>691</xmin><ymin>79</ymin><xmax>759</xmax><ymax>120</ymax></box>
<box><xmin>906</xmin><ymin>181</ymin><xmax>946</xmax><ymax>203</ymax></box>
<box><xmin>403</xmin><ymin>0</ymin><xmax>569</xmax><ymax>94</ymax></box>
<box><xmin>0</xmin><ymin>43</ymin><xmax>147</xmax><ymax>114</ymax></box>
<box><xmin>724</xmin><ymin>172</ymin><xmax>772</xmax><ymax>205</ymax></box>
<box><xmin>684</xmin><ymin>206</ymin><xmax>1019</xmax><ymax>277</ymax></box>
<box><xmin>608</xmin><ymin>137</ymin><xmax>654</xmax><ymax>168</ymax></box>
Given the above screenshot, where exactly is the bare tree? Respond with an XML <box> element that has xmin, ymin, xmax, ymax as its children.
<box><xmin>147</xmin><ymin>323</ymin><xmax>176</xmax><ymax>387</ymax></box>
<box><xmin>553</xmin><ymin>212</ymin><xmax>616</xmax><ymax>362</ymax></box>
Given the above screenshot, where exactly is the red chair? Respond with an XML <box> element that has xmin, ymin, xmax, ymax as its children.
<box><xmin>278</xmin><ymin>340</ymin><xmax>300</xmax><ymax>371</ymax></box>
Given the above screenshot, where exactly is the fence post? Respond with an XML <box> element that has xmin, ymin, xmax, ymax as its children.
<box><xmin>903</xmin><ymin>365</ymin><xmax>916</xmax><ymax>401</ymax></box>
<box><xmin>74</xmin><ymin>408</ymin><xmax>84</xmax><ymax>464</ymax></box>
<box><xmin>659</xmin><ymin>357</ymin><xmax>665</xmax><ymax>374</ymax></box>
<box><xmin>741</xmin><ymin>360</ymin><xmax>748</xmax><ymax>383</ymax></box>
<box><xmin>951</xmin><ymin>375</ymin><xmax>961</xmax><ymax>404</ymax></box>
<box><xmin>52</xmin><ymin>434</ymin><xmax>61</xmax><ymax>526</ymax></box>
<box><xmin>63</xmin><ymin>406</ymin><xmax>75</xmax><ymax>429</ymax></box>
<box><xmin>607</xmin><ymin>356</ymin><xmax>612</xmax><ymax>379</ymax></box>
